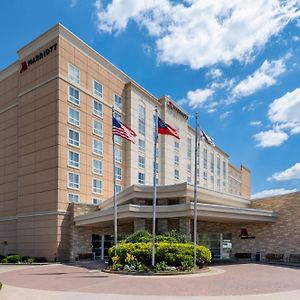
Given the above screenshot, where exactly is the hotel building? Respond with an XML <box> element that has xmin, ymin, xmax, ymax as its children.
<box><xmin>1</xmin><ymin>24</ymin><xmax>299</xmax><ymax>262</ymax></box>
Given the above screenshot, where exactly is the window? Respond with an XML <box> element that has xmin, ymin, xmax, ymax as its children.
<box><xmin>114</xmin><ymin>94</ymin><xmax>122</xmax><ymax>109</ymax></box>
<box><xmin>115</xmin><ymin>148</ymin><xmax>122</xmax><ymax>163</ymax></box>
<box><xmin>93</xmin><ymin>139</ymin><xmax>103</xmax><ymax>156</ymax></box>
<box><xmin>187</xmin><ymin>176</ymin><xmax>192</xmax><ymax>184</ymax></box>
<box><xmin>217</xmin><ymin>157</ymin><xmax>221</xmax><ymax>176</ymax></box>
<box><xmin>93</xmin><ymin>198</ymin><xmax>102</xmax><ymax>205</ymax></box>
<box><xmin>68</xmin><ymin>150</ymin><xmax>80</xmax><ymax>169</ymax></box>
<box><xmin>138</xmin><ymin>104</ymin><xmax>145</xmax><ymax>136</ymax></box>
<box><xmin>115</xmin><ymin>166</ymin><xmax>122</xmax><ymax>181</ymax></box>
<box><xmin>138</xmin><ymin>139</ymin><xmax>145</xmax><ymax>152</ymax></box>
<box><xmin>68</xmin><ymin>193</ymin><xmax>79</xmax><ymax>203</ymax></box>
<box><xmin>223</xmin><ymin>161</ymin><xmax>226</xmax><ymax>178</ymax></box>
<box><xmin>68</xmin><ymin>129</ymin><xmax>80</xmax><ymax>148</ymax></box>
<box><xmin>210</xmin><ymin>153</ymin><xmax>214</xmax><ymax>173</ymax></box>
<box><xmin>68</xmin><ymin>172</ymin><xmax>80</xmax><ymax>190</ymax></box>
<box><xmin>223</xmin><ymin>181</ymin><xmax>226</xmax><ymax>190</ymax></box>
<box><xmin>114</xmin><ymin>135</ymin><xmax>122</xmax><ymax>145</ymax></box>
<box><xmin>138</xmin><ymin>172</ymin><xmax>145</xmax><ymax>184</ymax></box>
<box><xmin>187</xmin><ymin>137</ymin><xmax>192</xmax><ymax>160</ymax></box>
<box><xmin>203</xmin><ymin>148</ymin><xmax>207</xmax><ymax>169</ymax></box>
<box><xmin>93</xmin><ymin>80</ymin><xmax>103</xmax><ymax>97</ymax></box>
<box><xmin>68</xmin><ymin>107</ymin><xmax>80</xmax><ymax>127</ymax></box>
<box><xmin>114</xmin><ymin>111</ymin><xmax>122</xmax><ymax>121</ymax></box>
<box><xmin>174</xmin><ymin>169</ymin><xmax>180</xmax><ymax>180</ymax></box>
<box><xmin>93</xmin><ymin>119</ymin><xmax>103</xmax><ymax>137</ymax></box>
<box><xmin>116</xmin><ymin>185</ymin><xmax>122</xmax><ymax>194</ymax></box>
<box><xmin>68</xmin><ymin>64</ymin><xmax>80</xmax><ymax>84</ymax></box>
<box><xmin>217</xmin><ymin>178</ymin><xmax>220</xmax><ymax>190</ymax></box>
<box><xmin>93</xmin><ymin>159</ymin><xmax>102</xmax><ymax>175</ymax></box>
<box><xmin>174</xmin><ymin>154</ymin><xmax>179</xmax><ymax>167</ymax></box>
<box><xmin>187</xmin><ymin>163</ymin><xmax>191</xmax><ymax>174</ymax></box>
<box><xmin>203</xmin><ymin>171</ymin><xmax>207</xmax><ymax>182</ymax></box>
<box><xmin>93</xmin><ymin>178</ymin><xmax>102</xmax><ymax>194</ymax></box>
<box><xmin>211</xmin><ymin>175</ymin><xmax>214</xmax><ymax>189</ymax></box>
<box><xmin>93</xmin><ymin>99</ymin><xmax>103</xmax><ymax>117</ymax></box>
<box><xmin>68</xmin><ymin>86</ymin><xmax>80</xmax><ymax>106</ymax></box>
<box><xmin>174</xmin><ymin>141</ymin><xmax>179</xmax><ymax>153</ymax></box>
<box><xmin>138</xmin><ymin>155</ymin><xmax>145</xmax><ymax>168</ymax></box>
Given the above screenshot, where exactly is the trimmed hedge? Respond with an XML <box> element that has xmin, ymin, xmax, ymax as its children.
<box><xmin>109</xmin><ymin>241</ymin><xmax>211</xmax><ymax>268</ymax></box>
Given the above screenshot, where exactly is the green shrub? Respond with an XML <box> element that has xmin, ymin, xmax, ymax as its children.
<box><xmin>0</xmin><ymin>255</ymin><xmax>6</xmax><ymax>261</ymax></box>
<box><xmin>125</xmin><ymin>230</ymin><xmax>152</xmax><ymax>243</ymax></box>
<box><xmin>109</xmin><ymin>241</ymin><xmax>211</xmax><ymax>270</ymax></box>
<box><xmin>0</xmin><ymin>282</ymin><xmax>2</xmax><ymax>290</ymax></box>
<box><xmin>6</xmin><ymin>255</ymin><xmax>21</xmax><ymax>263</ymax></box>
<box><xmin>26</xmin><ymin>258</ymin><xmax>35</xmax><ymax>264</ymax></box>
<box><xmin>1</xmin><ymin>258</ymin><xmax>8</xmax><ymax>263</ymax></box>
<box><xmin>155</xmin><ymin>261</ymin><xmax>168</xmax><ymax>272</ymax></box>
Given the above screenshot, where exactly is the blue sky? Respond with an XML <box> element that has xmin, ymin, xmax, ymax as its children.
<box><xmin>1</xmin><ymin>0</ymin><xmax>300</xmax><ymax>198</ymax></box>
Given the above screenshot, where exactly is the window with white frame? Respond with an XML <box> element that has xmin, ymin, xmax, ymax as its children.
<box><xmin>68</xmin><ymin>64</ymin><xmax>80</xmax><ymax>84</ymax></box>
<box><xmin>93</xmin><ymin>99</ymin><xmax>103</xmax><ymax>117</ymax></box>
<box><xmin>68</xmin><ymin>193</ymin><xmax>79</xmax><ymax>203</ymax></box>
<box><xmin>114</xmin><ymin>111</ymin><xmax>122</xmax><ymax>121</ymax></box>
<box><xmin>68</xmin><ymin>172</ymin><xmax>80</xmax><ymax>190</ymax></box>
<box><xmin>203</xmin><ymin>148</ymin><xmax>207</xmax><ymax>169</ymax></box>
<box><xmin>68</xmin><ymin>129</ymin><xmax>80</xmax><ymax>148</ymax></box>
<box><xmin>217</xmin><ymin>157</ymin><xmax>221</xmax><ymax>176</ymax></box>
<box><xmin>187</xmin><ymin>163</ymin><xmax>191</xmax><ymax>174</ymax></box>
<box><xmin>114</xmin><ymin>94</ymin><xmax>122</xmax><ymax>110</ymax></box>
<box><xmin>93</xmin><ymin>178</ymin><xmax>102</xmax><ymax>194</ymax></box>
<box><xmin>115</xmin><ymin>148</ymin><xmax>122</xmax><ymax>163</ymax></box>
<box><xmin>187</xmin><ymin>137</ymin><xmax>192</xmax><ymax>160</ymax></box>
<box><xmin>210</xmin><ymin>152</ymin><xmax>214</xmax><ymax>173</ymax></box>
<box><xmin>138</xmin><ymin>139</ymin><xmax>145</xmax><ymax>152</ymax></box>
<box><xmin>93</xmin><ymin>139</ymin><xmax>103</xmax><ymax>156</ymax></box>
<box><xmin>174</xmin><ymin>154</ymin><xmax>179</xmax><ymax>167</ymax></box>
<box><xmin>93</xmin><ymin>80</ymin><xmax>103</xmax><ymax>97</ymax></box>
<box><xmin>116</xmin><ymin>184</ymin><xmax>122</xmax><ymax>194</ymax></box>
<box><xmin>93</xmin><ymin>158</ymin><xmax>102</xmax><ymax>175</ymax></box>
<box><xmin>217</xmin><ymin>178</ymin><xmax>220</xmax><ymax>189</ymax></box>
<box><xmin>174</xmin><ymin>169</ymin><xmax>180</xmax><ymax>180</ymax></box>
<box><xmin>68</xmin><ymin>86</ymin><xmax>80</xmax><ymax>106</ymax></box>
<box><xmin>68</xmin><ymin>150</ymin><xmax>80</xmax><ymax>169</ymax></box>
<box><xmin>92</xmin><ymin>198</ymin><xmax>102</xmax><ymax>205</ymax></box>
<box><xmin>138</xmin><ymin>155</ymin><xmax>145</xmax><ymax>168</ymax></box>
<box><xmin>93</xmin><ymin>119</ymin><xmax>103</xmax><ymax>137</ymax></box>
<box><xmin>211</xmin><ymin>175</ymin><xmax>214</xmax><ymax>189</ymax></box>
<box><xmin>115</xmin><ymin>166</ymin><xmax>122</xmax><ymax>180</ymax></box>
<box><xmin>138</xmin><ymin>172</ymin><xmax>145</xmax><ymax>184</ymax></box>
<box><xmin>114</xmin><ymin>135</ymin><xmax>122</xmax><ymax>145</ymax></box>
<box><xmin>68</xmin><ymin>107</ymin><xmax>80</xmax><ymax>127</ymax></box>
<box><xmin>138</xmin><ymin>103</ymin><xmax>145</xmax><ymax>136</ymax></box>
<box><xmin>203</xmin><ymin>171</ymin><xmax>207</xmax><ymax>183</ymax></box>
<box><xmin>174</xmin><ymin>141</ymin><xmax>179</xmax><ymax>153</ymax></box>
<box><xmin>223</xmin><ymin>161</ymin><xmax>226</xmax><ymax>178</ymax></box>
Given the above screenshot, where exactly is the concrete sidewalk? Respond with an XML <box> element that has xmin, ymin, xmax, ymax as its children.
<box><xmin>1</xmin><ymin>284</ymin><xmax>300</xmax><ymax>300</ymax></box>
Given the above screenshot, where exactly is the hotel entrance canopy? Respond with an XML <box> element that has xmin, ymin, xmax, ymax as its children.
<box><xmin>74</xmin><ymin>183</ymin><xmax>277</xmax><ymax>227</ymax></box>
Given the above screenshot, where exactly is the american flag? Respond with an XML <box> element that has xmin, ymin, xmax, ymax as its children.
<box><xmin>112</xmin><ymin>117</ymin><xmax>137</xmax><ymax>143</ymax></box>
<box><xmin>200</xmin><ymin>128</ymin><xmax>215</xmax><ymax>146</ymax></box>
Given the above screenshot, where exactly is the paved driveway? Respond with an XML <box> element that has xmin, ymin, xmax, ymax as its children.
<box><xmin>0</xmin><ymin>263</ymin><xmax>300</xmax><ymax>299</ymax></box>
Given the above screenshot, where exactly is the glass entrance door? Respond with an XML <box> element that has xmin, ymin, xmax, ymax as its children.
<box><xmin>199</xmin><ymin>233</ymin><xmax>232</xmax><ymax>260</ymax></box>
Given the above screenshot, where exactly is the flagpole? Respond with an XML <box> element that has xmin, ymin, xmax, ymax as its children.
<box><xmin>152</xmin><ymin>107</ymin><xmax>158</xmax><ymax>267</ymax></box>
<box><xmin>112</xmin><ymin>107</ymin><xmax>118</xmax><ymax>257</ymax></box>
<box><xmin>193</xmin><ymin>112</ymin><xmax>199</xmax><ymax>267</ymax></box>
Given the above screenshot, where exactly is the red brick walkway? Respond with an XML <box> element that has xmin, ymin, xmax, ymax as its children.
<box><xmin>0</xmin><ymin>263</ymin><xmax>300</xmax><ymax>296</ymax></box>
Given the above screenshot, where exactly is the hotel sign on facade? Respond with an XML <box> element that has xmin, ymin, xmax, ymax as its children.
<box><xmin>20</xmin><ymin>43</ymin><xmax>57</xmax><ymax>73</ymax></box>
<box><xmin>167</xmin><ymin>100</ymin><xmax>189</xmax><ymax>120</ymax></box>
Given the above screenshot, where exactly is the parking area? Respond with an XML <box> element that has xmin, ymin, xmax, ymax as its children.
<box><xmin>0</xmin><ymin>263</ymin><xmax>300</xmax><ymax>299</ymax></box>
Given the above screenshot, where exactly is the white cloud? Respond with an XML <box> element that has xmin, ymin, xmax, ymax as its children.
<box><xmin>251</xmin><ymin>188</ymin><xmax>297</xmax><ymax>199</ymax></box>
<box><xmin>232</xmin><ymin>58</ymin><xmax>286</xmax><ymax>98</ymax></box>
<box><xmin>253</xmin><ymin>88</ymin><xmax>300</xmax><ymax>147</ymax></box>
<box><xmin>253</xmin><ymin>128</ymin><xmax>288</xmax><ymax>147</ymax></box>
<box><xmin>268</xmin><ymin>163</ymin><xmax>300</xmax><ymax>181</ymax></box>
<box><xmin>220</xmin><ymin>111</ymin><xmax>231</xmax><ymax>120</ymax></box>
<box><xmin>179</xmin><ymin>88</ymin><xmax>214</xmax><ymax>109</ymax></box>
<box><xmin>95</xmin><ymin>0</ymin><xmax>300</xmax><ymax>69</ymax></box>
<box><xmin>206</xmin><ymin>68</ymin><xmax>223</xmax><ymax>79</ymax></box>
<box><xmin>292</xmin><ymin>35</ymin><xmax>300</xmax><ymax>41</ymax></box>
<box><xmin>70</xmin><ymin>0</ymin><xmax>78</xmax><ymax>8</ymax></box>
<box><xmin>250</xmin><ymin>121</ymin><xmax>262</xmax><ymax>126</ymax></box>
